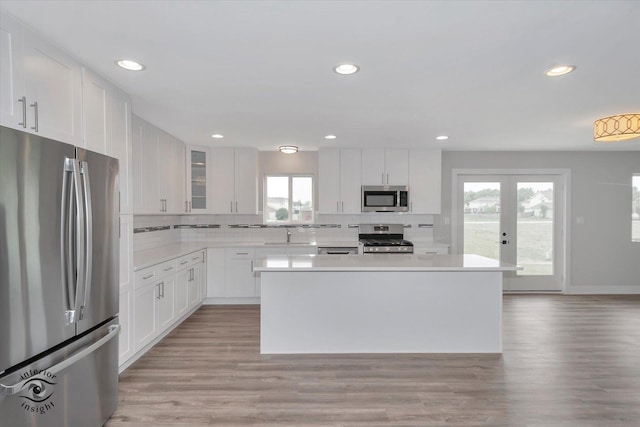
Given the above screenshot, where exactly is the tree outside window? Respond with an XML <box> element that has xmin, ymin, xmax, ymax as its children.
<box><xmin>265</xmin><ymin>175</ymin><xmax>314</xmax><ymax>224</ymax></box>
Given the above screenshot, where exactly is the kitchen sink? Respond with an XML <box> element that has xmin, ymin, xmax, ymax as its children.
<box><xmin>264</xmin><ymin>242</ymin><xmax>312</xmax><ymax>246</ymax></box>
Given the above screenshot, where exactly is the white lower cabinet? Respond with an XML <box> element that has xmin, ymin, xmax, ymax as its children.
<box><xmin>125</xmin><ymin>250</ymin><xmax>206</xmax><ymax>369</ymax></box>
<box><xmin>225</xmin><ymin>248</ymin><xmax>256</xmax><ymax>297</ymax></box>
<box><xmin>118</xmin><ymin>288</ymin><xmax>133</xmax><ymax>366</ymax></box>
<box><xmin>413</xmin><ymin>245</ymin><xmax>449</xmax><ymax>255</ymax></box>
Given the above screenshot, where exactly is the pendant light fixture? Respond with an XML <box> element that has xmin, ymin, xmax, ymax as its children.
<box><xmin>594</xmin><ymin>113</ymin><xmax>640</xmax><ymax>142</ymax></box>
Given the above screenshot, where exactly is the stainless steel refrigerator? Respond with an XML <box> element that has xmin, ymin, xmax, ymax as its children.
<box><xmin>0</xmin><ymin>126</ymin><xmax>120</xmax><ymax>426</ymax></box>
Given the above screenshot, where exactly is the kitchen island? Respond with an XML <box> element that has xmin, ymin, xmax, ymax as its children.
<box><xmin>253</xmin><ymin>254</ymin><xmax>519</xmax><ymax>354</ymax></box>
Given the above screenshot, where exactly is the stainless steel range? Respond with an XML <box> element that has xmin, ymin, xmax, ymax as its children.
<box><xmin>358</xmin><ymin>224</ymin><xmax>414</xmax><ymax>254</ymax></box>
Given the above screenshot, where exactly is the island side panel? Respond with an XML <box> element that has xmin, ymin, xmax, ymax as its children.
<box><xmin>260</xmin><ymin>271</ymin><xmax>502</xmax><ymax>354</ymax></box>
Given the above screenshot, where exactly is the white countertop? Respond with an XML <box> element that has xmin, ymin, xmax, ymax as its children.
<box><xmin>133</xmin><ymin>241</ymin><xmax>361</xmax><ymax>270</ymax></box>
<box><xmin>253</xmin><ymin>254</ymin><xmax>520</xmax><ymax>272</ymax></box>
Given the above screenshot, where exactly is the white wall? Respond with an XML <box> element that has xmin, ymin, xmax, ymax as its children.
<box><xmin>436</xmin><ymin>151</ymin><xmax>640</xmax><ymax>293</ymax></box>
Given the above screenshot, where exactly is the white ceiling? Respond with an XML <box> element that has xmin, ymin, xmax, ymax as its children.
<box><xmin>2</xmin><ymin>0</ymin><xmax>639</xmax><ymax>151</ymax></box>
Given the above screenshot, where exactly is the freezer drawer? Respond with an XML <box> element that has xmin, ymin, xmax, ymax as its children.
<box><xmin>0</xmin><ymin>320</ymin><xmax>119</xmax><ymax>427</ymax></box>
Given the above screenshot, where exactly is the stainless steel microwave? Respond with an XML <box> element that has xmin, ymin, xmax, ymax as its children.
<box><xmin>361</xmin><ymin>185</ymin><xmax>409</xmax><ymax>212</ymax></box>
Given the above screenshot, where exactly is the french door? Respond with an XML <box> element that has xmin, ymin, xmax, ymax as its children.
<box><xmin>455</xmin><ymin>173</ymin><xmax>566</xmax><ymax>292</ymax></box>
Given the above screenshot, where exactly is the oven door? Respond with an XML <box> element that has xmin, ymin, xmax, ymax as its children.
<box><xmin>361</xmin><ymin>189</ymin><xmax>399</xmax><ymax>212</ymax></box>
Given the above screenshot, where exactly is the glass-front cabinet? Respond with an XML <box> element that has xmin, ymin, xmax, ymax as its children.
<box><xmin>186</xmin><ymin>145</ymin><xmax>210</xmax><ymax>213</ymax></box>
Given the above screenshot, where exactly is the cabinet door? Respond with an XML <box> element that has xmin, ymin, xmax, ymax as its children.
<box><xmin>0</xmin><ymin>13</ymin><xmax>25</xmax><ymax>130</ymax></box>
<box><xmin>140</xmin><ymin>121</ymin><xmax>161</xmax><ymax>213</ymax></box>
<box><xmin>157</xmin><ymin>130</ymin><xmax>174</xmax><ymax>212</ymax></box>
<box><xmin>188</xmin><ymin>267</ymin><xmax>200</xmax><ymax>309</ymax></box>
<box><xmin>22</xmin><ymin>28</ymin><xmax>82</xmax><ymax>145</ymax></box>
<box><xmin>318</xmin><ymin>149</ymin><xmax>341</xmax><ymax>214</ymax></box>
<box><xmin>210</xmin><ymin>148</ymin><xmax>235</xmax><ymax>213</ymax></box>
<box><xmin>384</xmin><ymin>149</ymin><xmax>409</xmax><ymax>185</ymax></box>
<box><xmin>171</xmin><ymin>139</ymin><xmax>185</xmax><ymax>213</ymax></box>
<box><xmin>234</xmin><ymin>148</ymin><xmax>258</xmax><ymax>214</ymax></box>
<box><xmin>340</xmin><ymin>149</ymin><xmax>362</xmax><ymax>213</ymax></box>
<box><xmin>186</xmin><ymin>146</ymin><xmax>209</xmax><ymax>213</ymax></box>
<box><xmin>225</xmin><ymin>249</ymin><xmax>256</xmax><ymax>297</ymax></box>
<box><xmin>133</xmin><ymin>282</ymin><xmax>158</xmax><ymax>351</ymax></box>
<box><xmin>119</xmin><ymin>215</ymin><xmax>134</xmax><ymax>292</ymax></box>
<box><xmin>408</xmin><ymin>149</ymin><xmax>441</xmax><ymax>214</ymax></box>
<box><xmin>157</xmin><ymin>277</ymin><xmax>176</xmax><ymax>331</ymax></box>
<box><xmin>110</xmin><ymin>88</ymin><xmax>133</xmax><ymax>214</ymax></box>
<box><xmin>81</xmin><ymin>68</ymin><xmax>110</xmax><ymax>155</ymax></box>
<box><xmin>361</xmin><ymin>149</ymin><xmax>385</xmax><ymax>185</ymax></box>
<box><xmin>197</xmin><ymin>254</ymin><xmax>206</xmax><ymax>304</ymax></box>
<box><xmin>206</xmin><ymin>248</ymin><xmax>226</xmax><ymax>298</ymax></box>
<box><xmin>175</xmin><ymin>269</ymin><xmax>190</xmax><ymax>318</ymax></box>
<box><xmin>118</xmin><ymin>288</ymin><xmax>133</xmax><ymax>366</ymax></box>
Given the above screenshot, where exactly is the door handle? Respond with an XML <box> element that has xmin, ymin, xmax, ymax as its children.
<box><xmin>30</xmin><ymin>101</ymin><xmax>39</xmax><ymax>132</ymax></box>
<box><xmin>79</xmin><ymin>161</ymin><xmax>93</xmax><ymax>320</ymax></box>
<box><xmin>17</xmin><ymin>96</ymin><xmax>26</xmax><ymax>128</ymax></box>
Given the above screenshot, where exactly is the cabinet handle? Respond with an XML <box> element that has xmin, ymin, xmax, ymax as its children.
<box><xmin>18</xmin><ymin>97</ymin><xmax>26</xmax><ymax>128</ymax></box>
<box><xmin>337</xmin><ymin>201</ymin><xmax>339</xmax><ymax>213</ymax></box>
<box><xmin>164</xmin><ymin>266</ymin><xmax>174</xmax><ymax>271</ymax></box>
<box><xmin>410</xmin><ymin>201</ymin><xmax>413</xmax><ymax>212</ymax></box>
<box><xmin>190</xmin><ymin>268</ymin><xmax>194</xmax><ymax>281</ymax></box>
<box><xmin>180</xmin><ymin>261</ymin><xmax>189</xmax><ymax>265</ymax></box>
<box><xmin>30</xmin><ymin>101</ymin><xmax>39</xmax><ymax>132</ymax></box>
<box><xmin>161</xmin><ymin>281</ymin><xmax>165</xmax><ymax>298</ymax></box>
<box><xmin>142</xmin><ymin>273</ymin><xmax>155</xmax><ymax>280</ymax></box>
<box><xmin>189</xmin><ymin>201</ymin><xmax>192</xmax><ymax>212</ymax></box>
<box><xmin>156</xmin><ymin>282</ymin><xmax>162</xmax><ymax>299</ymax></box>
<box><xmin>235</xmin><ymin>201</ymin><xmax>238</xmax><ymax>212</ymax></box>
<box><xmin>341</xmin><ymin>201</ymin><xmax>344</xmax><ymax>212</ymax></box>
<box><xmin>160</xmin><ymin>199</ymin><xmax>164</xmax><ymax>212</ymax></box>
<box><xmin>386</xmin><ymin>173</ymin><xmax>389</xmax><ymax>184</ymax></box>
<box><xmin>185</xmin><ymin>201</ymin><xmax>188</xmax><ymax>212</ymax></box>
<box><xmin>236</xmin><ymin>252</ymin><xmax>249</xmax><ymax>256</ymax></box>
<box><xmin>230</xmin><ymin>201</ymin><xmax>233</xmax><ymax>213</ymax></box>
<box><xmin>192</xmin><ymin>256</ymin><xmax>200</xmax><ymax>260</ymax></box>
<box><xmin>382</xmin><ymin>173</ymin><xmax>384</xmax><ymax>184</ymax></box>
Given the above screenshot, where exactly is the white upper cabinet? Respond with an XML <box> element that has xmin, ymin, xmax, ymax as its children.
<box><xmin>109</xmin><ymin>87</ymin><xmax>133</xmax><ymax>214</ymax></box>
<box><xmin>210</xmin><ymin>147</ymin><xmax>258</xmax><ymax>214</ymax></box>
<box><xmin>81</xmin><ymin>67</ymin><xmax>109</xmax><ymax>154</ymax></box>
<box><xmin>361</xmin><ymin>149</ymin><xmax>408</xmax><ymax>185</ymax></box>
<box><xmin>185</xmin><ymin>145</ymin><xmax>211</xmax><ymax>213</ymax></box>
<box><xmin>408</xmin><ymin>149</ymin><xmax>441</xmax><ymax>214</ymax></box>
<box><xmin>132</xmin><ymin>116</ymin><xmax>186</xmax><ymax>214</ymax></box>
<box><xmin>0</xmin><ymin>12</ymin><xmax>82</xmax><ymax>145</ymax></box>
<box><xmin>318</xmin><ymin>148</ymin><xmax>362</xmax><ymax>214</ymax></box>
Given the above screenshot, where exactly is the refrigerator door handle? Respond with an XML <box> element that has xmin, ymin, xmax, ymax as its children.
<box><xmin>0</xmin><ymin>324</ymin><xmax>120</xmax><ymax>399</ymax></box>
<box><xmin>64</xmin><ymin>158</ymin><xmax>86</xmax><ymax>325</ymax></box>
<box><xmin>79</xmin><ymin>161</ymin><xmax>93</xmax><ymax>320</ymax></box>
<box><xmin>61</xmin><ymin>159</ymin><xmax>75</xmax><ymax>317</ymax></box>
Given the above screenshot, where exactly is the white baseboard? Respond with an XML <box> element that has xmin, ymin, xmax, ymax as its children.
<box><xmin>204</xmin><ymin>297</ymin><xmax>260</xmax><ymax>305</ymax></box>
<box><xmin>567</xmin><ymin>285</ymin><xmax>640</xmax><ymax>295</ymax></box>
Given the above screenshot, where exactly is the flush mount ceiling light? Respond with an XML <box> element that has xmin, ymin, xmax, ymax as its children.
<box><xmin>324</xmin><ymin>134</ymin><xmax>337</xmax><ymax>140</ymax></box>
<box><xmin>333</xmin><ymin>64</ymin><xmax>359</xmax><ymax>75</ymax></box>
<box><xmin>545</xmin><ymin>65</ymin><xmax>575</xmax><ymax>77</ymax></box>
<box><xmin>436</xmin><ymin>135</ymin><xmax>449</xmax><ymax>141</ymax></box>
<box><xmin>115</xmin><ymin>59</ymin><xmax>145</xmax><ymax>71</ymax></box>
<box><xmin>594</xmin><ymin>113</ymin><xmax>640</xmax><ymax>142</ymax></box>
<box><xmin>211</xmin><ymin>134</ymin><xmax>224</xmax><ymax>139</ymax></box>
<box><xmin>278</xmin><ymin>145</ymin><xmax>298</xmax><ymax>154</ymax></box>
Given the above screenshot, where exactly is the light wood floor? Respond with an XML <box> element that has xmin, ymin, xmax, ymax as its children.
<box><xmin>107</xmin><ymin>295</ymin><xmax>640</xmax><ymax>426</ymax></box>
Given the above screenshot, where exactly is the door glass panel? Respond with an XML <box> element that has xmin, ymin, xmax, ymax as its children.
<box><xmin>516</xmin><ymin>182</ymin><xmax>553</xmax><ymax>275</ymax></box>
<box><xmin>191</xmin><ymin>151</ymin><xmax>206</xmax><ymax>209</ymax></box>
<box><xmin>463</xmin><ymin>182</ymin><xmax>501</xmax><ymax>259</ymax></box>
<box><xmin>292</xmin><ymin>176</ymin><xmax>313</xmax><ymax>222</ymax></box>
<box><xmin>266</xmin><ymin>176</ymin><xmax>289</xmax><ymax>222</ymax></box>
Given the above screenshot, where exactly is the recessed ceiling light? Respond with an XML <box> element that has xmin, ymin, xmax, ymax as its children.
<box><xmin>334</xmin><ymin>64</ymin><xmax>359</xmax><ymax>75</ymax></box>
<box><xmin>436</xmin><ymin>135</ymin><xmax>449</xmax><ymax>141</ymax></box>
<box><xmin>279</xmin><ymin>145</ymin><xmax>298</xmax><ymax>154</ymax></box>
<box><xmin>211</xmin><ymin>134</ymin><xmax>224</xmax><ymax>139</ymax></box>
<box><xmin>545</xmin><ymin>65</ymin><xmax>576</xmax><ymax>77</ymax></box>
<box><xmin>324</xmin><ymin>134</ymin><xmax>337</xmax><ymax>140</ymax></box>
<box><xmin>115</xmin><ymin>59</ymin><xmax>145</xmax><ymax>71</ymax></box>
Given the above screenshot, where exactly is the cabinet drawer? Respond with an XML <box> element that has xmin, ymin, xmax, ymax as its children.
<box><xmin>135</xmin><ymin>259</ymin><xmax>176</xmax><ymax>289</ymax></box>
<box><xmin>177</xmin><ymin>250</ymin><xmax>205</xmax><ymax>271</ymax></box>
<box><xmin>413</xmin><ymin>247</ymin><xmax>449</xmax><ymax>255</ymax></box>
<box><xmin>227</xmin><ymin>248</ymin><xmax>255</xmax><ymax>259</ymax></box>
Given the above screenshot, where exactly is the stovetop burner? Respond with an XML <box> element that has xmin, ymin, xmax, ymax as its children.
<box><xmin>358</xmin><ymin>224</ymin><xmax>414</xmax><ymax>254</ymax></box>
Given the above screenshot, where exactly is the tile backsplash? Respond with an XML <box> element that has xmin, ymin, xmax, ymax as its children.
<box><xmin>133</xmin><ymin>213</ymin><xmax>436</xmax><ymax>250</ymax></box>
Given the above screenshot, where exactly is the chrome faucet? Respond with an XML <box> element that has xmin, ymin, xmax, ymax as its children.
<box><xmin>286</xmin><ymin>228</ymin><xmax>291</xmax><ymax>243</ymax></box>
